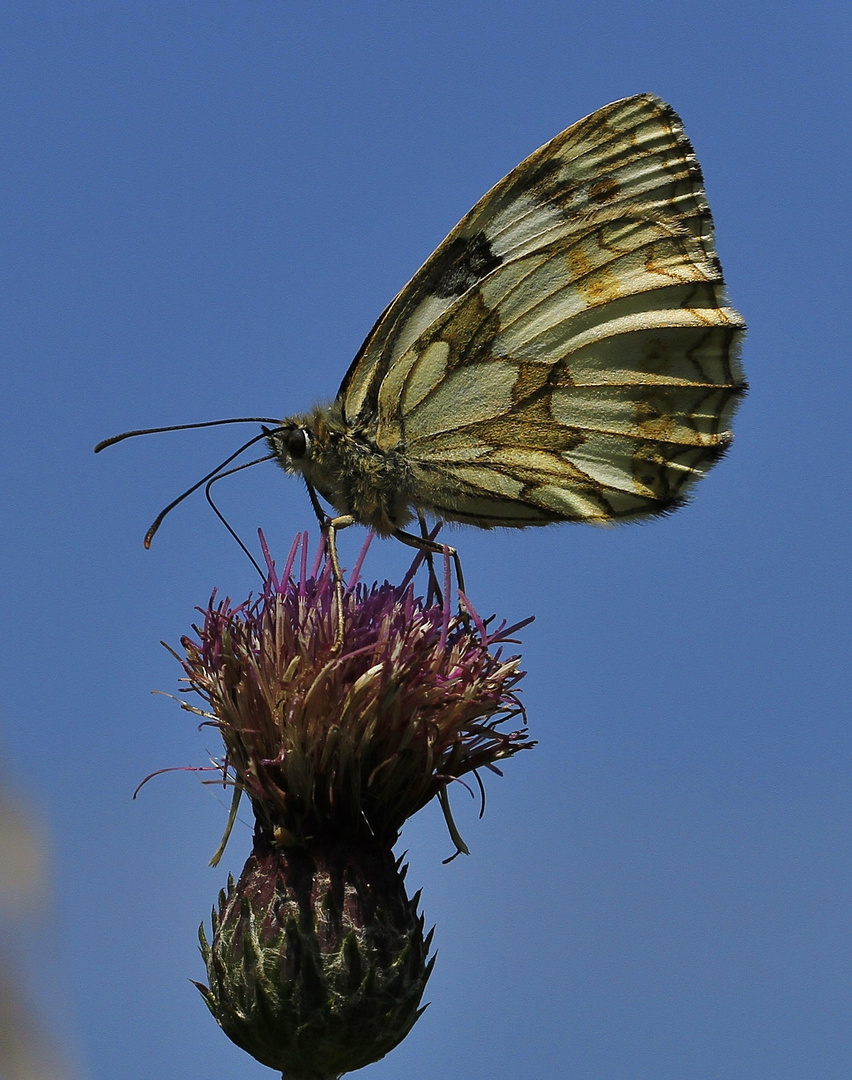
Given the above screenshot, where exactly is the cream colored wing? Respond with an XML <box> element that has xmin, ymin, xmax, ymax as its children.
<box><xmin>341</xmin><ymin>93</ymin><xmax>746</xmax><ymax>525</ymax></box>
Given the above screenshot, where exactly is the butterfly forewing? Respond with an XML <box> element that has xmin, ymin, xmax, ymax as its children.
<box><xmin>338</xmin><ymin>92</ymin><xmax>745</xmax><ymax>527</ymax></box>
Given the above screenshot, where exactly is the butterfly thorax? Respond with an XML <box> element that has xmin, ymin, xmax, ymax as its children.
<box><xmin>267</xmin><ymin>402</ymin><xmax>415</xmax><ymax>536</ymax></box>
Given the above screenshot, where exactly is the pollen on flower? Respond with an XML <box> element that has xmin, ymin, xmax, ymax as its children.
<box><xmin>176</xmin><ymin>531</ymin><xmax>534</xmax><ymax>854</ymax></box>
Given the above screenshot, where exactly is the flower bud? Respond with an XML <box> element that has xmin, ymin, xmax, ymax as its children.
<box><xmin>197</xmin><ymin>836</ymin><xmax>433</xmax><ymax>1079</ymax></box>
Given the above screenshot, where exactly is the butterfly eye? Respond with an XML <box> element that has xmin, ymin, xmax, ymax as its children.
<box><xmin>286</xmin><ymin>427</ymin><xmax>310</xmax><ymax>460</ymax></box>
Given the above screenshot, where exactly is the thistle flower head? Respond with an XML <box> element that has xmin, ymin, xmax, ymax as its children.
<box><xmin>178</xmin><ymin>532</ymin><xmax>533</xmax><ymax>854</ymax></box>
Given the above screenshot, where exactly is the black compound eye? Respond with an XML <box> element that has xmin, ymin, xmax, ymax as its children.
<box><xmin>286</xmin><ymin>427</ymin><xmax>309</xmax><ymax>459</ymax></box>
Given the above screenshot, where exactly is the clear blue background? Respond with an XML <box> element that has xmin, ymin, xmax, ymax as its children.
<box><xmin>2</xmin><ymin>3</ymin><xmax>850</xmax><ymax>1077</ymax></box>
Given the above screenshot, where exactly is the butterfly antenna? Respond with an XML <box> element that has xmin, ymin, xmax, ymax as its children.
<box><xmin>94</xmin><ymin>416</ymin><xmax>283</xmax><ymax>454</ymax></box>
<box><xmin>144</xmin><ymin>429</ymin><xmax>281</xmax><ymax>548</ymax></box>
<box><xmin>204</xmin><ymin>456</ymin><xmax>276</xmax><ymax>580</ymax></box>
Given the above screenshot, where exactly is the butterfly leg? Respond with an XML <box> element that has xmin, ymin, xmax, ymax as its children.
<box><xmin>326</xmin><ymin>514</ymin><xmax>355</xmax><ymax>650</ymax></box>
<box><xmin>407</xmin><ymin>512</ymin><xmax>439</xmax><ymax>604</ymax></box>
<box><xmin>303</xmin><ymin>482</ymin><xmax>353</xmax><ymax>649</ymax></box>
<box><xmin>305</xmin><ymin>481</ymin><xmax>329</xmax><ymax>529</ymax></box>
<box><xmin>415</xmin><ymin>511</ymin><xmax>455</xmax><ymax>606</ymax></box>
<box><xmin>392</xmin><ymin>526</ymin><xmax>467</xmax><ymax>600</ymax></box>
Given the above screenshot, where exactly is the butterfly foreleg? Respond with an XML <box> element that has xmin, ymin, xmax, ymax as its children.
<box><xmin>305</xmin><ymin>481</ymin><xmax>328</xmax><ymax>530</ymax></box>
<box><xmin>324</xmin><ymin>513</ymin><xmax>356</xmax><ymax>650</ymax></box>
<box><xmin>302</xmin><ymin>482</ymin><xmax>354</xmax><ymax>649</ymax></box>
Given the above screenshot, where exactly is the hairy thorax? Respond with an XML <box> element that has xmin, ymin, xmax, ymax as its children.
<box><xmin>269</xmin><ymin>403</ymin><xmax>416</xmax><ymax>536</ymax></box>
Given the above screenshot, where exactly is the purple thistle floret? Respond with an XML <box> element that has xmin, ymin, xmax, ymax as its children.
<box><xmin>177</xmin><ymin>532</ymin><xmax>534</xmax><ymax>855</ymax></box>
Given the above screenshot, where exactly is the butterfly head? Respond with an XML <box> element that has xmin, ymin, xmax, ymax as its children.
<box><xmin>266</xmin><ymin>419</ymin><xmax>314</xmax><ymax>476</ymax></box>
<box><xmin>265</xmin><ymin>404</ymin><xmax>351</xmax><ymax>516</ymax></box>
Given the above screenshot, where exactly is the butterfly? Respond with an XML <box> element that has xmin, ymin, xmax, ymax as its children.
<box><xmin>98</xmin><ymin>93</ymin><xmax>746</xmax><ymax>621</ymax></box>
<box><xmin>267</xmin><ymin>95</ymin><xmax>744</xmax><ymax>553</ymax></box>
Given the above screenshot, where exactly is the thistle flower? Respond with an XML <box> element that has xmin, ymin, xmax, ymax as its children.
<box><xmin>177</xmin><ymin>532</ymin><xmax>533</xmax><ymax>1078</ymax></box>
<box><xmin>178</xmin><ymin>532</ymin><xmax>533</xmax><ymax>854</ymax></box>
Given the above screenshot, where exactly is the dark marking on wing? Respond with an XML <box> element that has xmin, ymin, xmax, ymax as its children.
<box><xmin>589</xmin><ymin>176</ymin><xmax>619</xmax><ymax>203</ymax></box>
<box><xmin>427</xmin><ymin>233</ymin><xmax>502</xmax><ymax>298</ymax></box>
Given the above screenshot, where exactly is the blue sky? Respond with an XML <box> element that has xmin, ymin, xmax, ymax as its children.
<box><xmin>2</xmin><ymin>2</ymin><xmax>850</xmax><ymax>1077</ymax></box>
